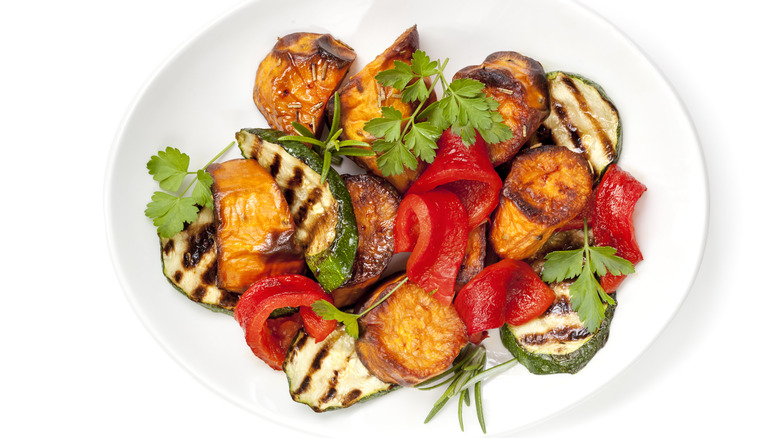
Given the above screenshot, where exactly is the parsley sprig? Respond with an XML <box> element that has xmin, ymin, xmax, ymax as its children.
<box><xmin>311</xmin><ymin>277</ymin><xmax>409</xmax><ymax>338</ymax></box>
<box><xmin>542</xmin><ymin>220</ymin><xmax>635</xmax><ymax>333</ymax></box>
<box><xmin>144</xmin><ymin>142</ymin><xmax>234</xmax><ymax>238</ymax></box>
<box><xmin>364</xmin><ymin>50</ymin><xmax>512</xmax><ymax>176</ymax></box>
<box><xmin>279</xmin><ymin>92</ymin><xmax>373</xmax><ymax>183</ymax></box>
<box><xmin>417</xmin><ymin>343</ymin><xmax>518</xmax><ymax>433</ymax></box>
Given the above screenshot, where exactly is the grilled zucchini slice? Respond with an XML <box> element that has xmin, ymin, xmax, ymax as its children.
<box><xmin>236</xmin><ymin>128</ymin><xmax>358</xmax><ymax>291</ymax></box>
<box><xmin>284</xmin><ymin>325</ymin><xmax>397</xmax><ymax>412</ymax></box>
<box><xmin>500</xmin><ymin>280</ymin><xmax>616</xmax><ymax>374</ymax></box>
<box><xmin>536</xmin><ymin>71</ymin><xmax>621</xmax><ymax>178</ymax></box>
<box><xmin>159</xmin><ymin>207</ymin><xmax>239</xmax><ymax>314</ymax></box>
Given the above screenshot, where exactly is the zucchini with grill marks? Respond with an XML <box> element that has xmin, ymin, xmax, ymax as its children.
<box><xmin>536</xmin><ymin>71</ymin><xmax>621</xmax><ymax>178</ymax></box>
<box><xmin>159</xmin><ymin>207</ymin><xmax>239</xmax><ymax>314</ymax></box>
<box><xmin>284</xmin><ymin>325</ymin><xmax>397</xmax><ymax>412</ymax></box>
<box><xmin>236</xmin><ymin>128</ymin><xmax>358</xmax><ymax>291</ymax></box>
<box><xmin>500</xmin><ymin>280</ymin><xmax>615</xmax><ymax>374</ymax></box>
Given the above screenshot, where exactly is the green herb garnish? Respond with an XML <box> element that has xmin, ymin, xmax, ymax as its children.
<box><xmin>364</xmin><ymin>49</ymin><xmax>512</xmax><ymax>176</ymax></box>
<box><xmin>279</xmin><ymin>91</ymin><xmax>373</xmax><ymax>184</ymax></box>
<box><xmin>144</xmin><ymin>142</ymin><xmax>234</xmax><ymax>238</ymax></box>
<box><xmin>417</xmin><ymin>343</ymin><xmax>518</xmax><ymax>433</ymax></box>
<box><xmin>542</xmin><ymin>220</ymin><xmax>635</xmax><ymax>333</ymax></box>
<box><xmin>311</xmin><ymin>276</ymin><xmax>409</xmax><ymax>338</ymax></box>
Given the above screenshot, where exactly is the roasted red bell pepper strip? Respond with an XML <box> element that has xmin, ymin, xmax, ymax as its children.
<box><xmin>234</xmin><ymin>275</ymin><xmax>338</xmax><ymax>370</ymax></box>
<box><xmin>592</xmin><ymin>165</ymin><xmax>647</xmax><ymax>293</ymax></box>
<box><xmin>453</xmin><ymin>259</ymin><xmax>555</xmax><ymax>336</ymax></box>
<box><xmin>406</xmin><ymin>128</ymin><xmax>502</xmax><ymax>230</ymax></box>
<box><xmin>394</xmin><ymin>188</ymin><xmax>468</xmax><ymax>304</ymax></box>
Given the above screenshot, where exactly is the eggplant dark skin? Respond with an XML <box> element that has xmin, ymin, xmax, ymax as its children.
<box><xmin>330</xmin><ymin>174</ymin><xmax>401</xmax><ymax>308</ymax></box>
<box><xmin>454</xmin><ymin>51</ymin><xmax>550</xmax><ymax>166</ymax></box>
<box><xmin>254</xmin><ymin>32</ymin><xmax>356</xmax><ymax>137</ymax></box>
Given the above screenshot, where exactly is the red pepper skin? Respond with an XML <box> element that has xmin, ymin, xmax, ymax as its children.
<box><xmin>234</xmin><ymin>275</ymin><xmax>338</xmax><ymax>370</ymax></box>
<box><xmin>406</xmin><ymin>128</ymin><xmax>502</xmax><ymax>230</ymax></box>
<box><xmin>504</xmin><ymin>261</ymin><xmax>556</xmax><ymax>326</ymax></box>
<box><xmin>592</xmin><ymin>165</ymin><xmax>647</xmax><ymax>293</ymax></box>
<box><xmin>453</xmin><ymin>259</ymin><xmax>555</xmax><ymax>335</ymax></box>
<box><xmin>394</xmin><ymin>189</ymin><xmax>468</xmax><ymax>304</ymax></box>
<box><xmin>454</xmin><ymin>259</ymin><xmax>521</xmax><ymax>335</ymax></box>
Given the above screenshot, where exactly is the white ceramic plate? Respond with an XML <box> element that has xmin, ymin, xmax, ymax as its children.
<box><xmin>105</xmin><ymin>0</ymin><xmax>708</xmax><ymax>436</ymax></box>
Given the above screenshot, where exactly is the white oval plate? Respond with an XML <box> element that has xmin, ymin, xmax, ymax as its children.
<box><xmin>105</xmin><ymin>0</ymin><xmax>708</xmax><ymax>436</ymax></box>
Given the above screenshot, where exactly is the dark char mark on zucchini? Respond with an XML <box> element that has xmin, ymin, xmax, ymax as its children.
<box><xmin>559</xmin><ymin>75</ymin><xmax>615</xmax><ymax>154</ymax></box>
<box><xmin>552</xmin><ymin>100</ymin><xmax>582</xmax><ymax>152</ymax></box>
<box><xmin>522</xmin><ymin>326</ymin><xmax>592</xmax><ymax>345</ymax></box>
<box><xmin>294</xmin><ymin>186</ymin><xmax>323</xmax><ymax>225</ymax></box>
<box><xmin>182</xmin><ymin>224</ymin><xmax>216</xmax><ymax>269</ymax></box>
<box><xmin>269</xmin><ymin>153</ymin><xmax>282</xmax><ymax>179</ymax></box>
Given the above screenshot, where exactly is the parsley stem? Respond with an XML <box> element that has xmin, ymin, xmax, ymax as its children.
<box><xmin>357</xmin><ymin>276</ymin><xmax>409</xmax><ymax>318</ymax></box>
<box><xmin>177</xmin><ymin>141</ymin><xmax>235</xmax><ymax>196</ymax></box>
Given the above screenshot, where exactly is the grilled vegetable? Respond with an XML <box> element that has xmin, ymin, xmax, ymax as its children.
<box><xmin>159</xmin><ymin>207</ymin><xmax>240</xmax><ymax>314</ymax></box>
<box><xmin>253</xmin><ymin>32</ymin><xmax>356</xmax><ymax>137</ymax></box>
<box><xmin>535</xmin><ymin>71</ymin><xmax>621</xmax><ymax>178</ymax></box>
<box><xmin>331</xmin><ymin>174</ymin><xmax>401</xmax><ymax>308</ymax></box>
<box><xmin>207</xmin><ymin>159</ymin><xmax>305</xmax><ymax>293</ymax></box>
<box><xmin>455</xmin><ymin>223</ymin><xmax>487</xmax><ymax>292</ymax></box>
<box><xmin>355</xmin><ymin>274</ymin><xmax>468</xmax><ymax>386</ymax></box>
<box><xmin>489</xmin><ymin>145</ymin><xmax>592</xmax><ymax>260</ymax></box>
<box><xmin>328</xmin><ymin>25</ymin><xmax>431</xmax><ymax>193</ymax></box>
<box><xmin>236</xmin><ymin>128</ymin><xmax>358</xmax><ymax>291</ymax></box>
<box><xmin>284</xmin><ymin>325</ymin><xmax>398</xmax><ymax>412</ymax></box>
<box><xmin>453</xmin><ymin>51</ymin><xmax>550</xmax><ymax>166</ymax></box>
<box><xmin>500</xmin><ymin>280</ymin><xmax>616</xmax><ymax>374</ymax></box>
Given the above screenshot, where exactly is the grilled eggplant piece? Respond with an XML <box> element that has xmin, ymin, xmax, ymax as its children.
<box><xmin>284</xmin><ymin>325</ymin><xmax>397</xmax><ymax>412</ymax></box>
<box><xmin>160</xmin><ymin>207</ymin><xmax>239</xmax><ymax>313</ymax></box>
<box><xmin>355</xmin><ymin>274</ymin><xmax>468</xmax><ymax>386</ymax></box>
<box><xmin>207</xmin><ymin>159</ymin><xmax>305</xmax><ymax>293</ymax></box>
<box><xmin>535</xmin><ymin>71</ymin><xmax>621</xmax><ymax>178</ymax></box>
<box><xmin>455</xmin><ymin>223</ymin><xmax>487</xmax><ymax>292</ymax></box>
<box><xmin>453</xmin><ymin>51</ymin><xmax>550</xmax><ymax>166</ymax></box>
<box><xmin>331</xmin><ymin>174</ymin><xmax>401</xmax><ymax>308</ymax></box>
<box><xmin>236</xmin><ymin>128</ymin><xmax>358</xmax><ymax>291</ymax></box>
<box><xmin>500</xmin><ymin>280</ymin><xmax>615</xmax><ymax>374</ymax></box>
<box><xmin>489</xmin><ymin>145</ymin><xmax>592</xmax><ymax>261</ymax></box>
<box><xmin>328</xmin><ymin>25</ymin><xmax>430</xmax><ymax>193</ymax></box>
<box><xmin>254</xmin><ymin>32</ymin><xmax>356</xmax><ymax>137</ymax></box>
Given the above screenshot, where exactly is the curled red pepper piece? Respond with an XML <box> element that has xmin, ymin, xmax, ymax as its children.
<box><xmin>406</xmin><ymin>128</ymin><xmax>502</xmax><ymax>230</ymax></box>
<box><xmin>394</xmin><ymin>189</ymin><xmax>468</xmax><ymax>304</ymax></box>
<box><xmin>234</xmin><ymin>275</ymin><xmax>338</xmax><ymax>370</ymax></box>
<box><xmin>592</xmin><ymin>165</ymin><xmax>647</xmax><ymax>293</ymax></box>
<box><xmin>453</xmin><ymin>259</ymin><xmax>555</xmax><ymax>337</ymax></box>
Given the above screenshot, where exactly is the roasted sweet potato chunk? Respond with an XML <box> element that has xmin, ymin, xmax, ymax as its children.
<box><xmin>331</xmin><ymin>174</ymin><xmax>401</xmax><ymax>308</ymax></box>
<box><xmin>254</xmin><ymin>33</ymin><xmax>356</xmax><ymax>137</ymax></box>
<box><xmin>489</xmin><ymin>145</ymin><xmax>592</xmax><ymax>260</ymax></box>
<box><xmin>355</xmin><ymin>274</ymin><xmax>468</xmax><ymax>386</ymax></box>
<box><xmin>207</xmin><ymin>159</ymin><xmax>305</xmax><ymax>292</ymax></box>
<box><xmin>454</xmin><ymin>51</ymin><xmax>550</xmax><ymax>166</ymax></box>
<box><xmin>329</xmin><ymin>25</ymin><xmax>431</xmax><ymax>193</ymax></box>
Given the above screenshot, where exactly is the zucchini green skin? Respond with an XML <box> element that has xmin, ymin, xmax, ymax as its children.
<box><xmin>500</xmin><ymin>299</ymin><xmax>616</xmax><ymax>375</ymax></box>
<box><xmin>237</xmin><ymin>128</ymin><xmax>358</xmax><ymax>291</ymax></box>
<box><xmin>541</xmin><ymin>71</ymin><xmax>622</xmax><ymax>180</ymax></box>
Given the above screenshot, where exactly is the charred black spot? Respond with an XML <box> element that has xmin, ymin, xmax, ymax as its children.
<box><xmin>293</xmin><ymin>376</ymin><xmax>311</xmax><ymax>396</ymax></box>
<box><xmin>173</xmin><ymin>271</ymin><xmax>183</xmax><ymax>283</ymax></box>
<box><xmin>284</xmin><ymin>188</ymin><xmax>296</xmax><ymax>207</ymax></box>
<box><xmin>183</xmin><ymin>224</ymin><xmax>216</xmax><ymax>269</ymax></box>
<box><xmin>201</xmin><ymin>261</ymin><xmax>217</xmax><ymax>285</ymax></box>
<box><xmin>219</xmin><ymin>291</ymin><xmax>240</xmax><ymax>309</ymax></box>
<box><xmin>288</xmin><ymin>166</ymin><xmax>304</xmax><ymax>189</ymax></box>
<box><xmin>553</xmin><ymin>101</ymin><xmax>582</xmax><ymax>151</ymax></box>
<box><xmin>192</xmin><ymin>286</ymin><xmax>207</xmax><ymax>301</ymax></box>
<box><xmin>294</xmin><ymin>186</ymin><xmax>323</xmax><ymax>224</ymax></box>
<box><xmin>269</xmin><ymin>153</ymin><xmax>282</xmax><ymax>178</ymax></box>
<box><xmin>319</xmin><ymin>387</ymin><xmax>337</xmax><ymax>404</ymax></box>
<box><xmin>311</xmin><ymin>342</ymin><xmax>331</xmax><ymax>371</ymax></box>
<box><xmin>163</xmin><ymin>240</ymin><xmax>174</xmax><ymax>254</ymax></box>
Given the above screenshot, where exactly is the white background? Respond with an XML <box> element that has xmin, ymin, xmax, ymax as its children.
<box><xmin>1</xmin><ymin>0</ymin><xmax>777</xmax><ymax>437</ymax></box>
